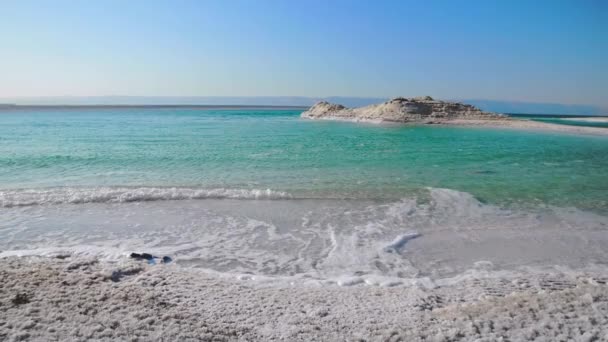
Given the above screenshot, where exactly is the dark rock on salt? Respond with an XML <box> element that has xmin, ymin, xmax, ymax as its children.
<box><xmin>130</xmin><ymin>253</ymin><xmax>155</xmax><ymax>260</ymax></box>
<box><xmin>130</xmin><ymin>252</ymin><xmax>172</xmax><ymax>265</ymax></box>
<box><xmin>12</xmin><ymin>292</ymin><xmax>30</xmax><ymax>306</ymax></box>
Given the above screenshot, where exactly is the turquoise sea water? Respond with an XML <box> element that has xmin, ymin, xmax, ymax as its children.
<box><xmin>2</xmin><ymin>107</ymin><xmax>608</xmax><ymax>282</ymax></box>
<box><xmin>1</xmin><ymin>108</ymin><xmax>607</xmax><ymax>212</ymax></box>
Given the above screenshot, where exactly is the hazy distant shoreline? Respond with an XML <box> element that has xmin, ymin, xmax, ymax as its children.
<box><xmin>0</xmin><ymin>104</ymin><xmax>309</xmax><ymax>110</ymax></box>
<box><xmin>1</xmin><ymin>104</ymin><xmax>606</xmax><ymax>118</ymax></box>
<box><xmin>1</xmin><ymin>96</ymin><xmax>605</xmax><ymax>115</ymax></box>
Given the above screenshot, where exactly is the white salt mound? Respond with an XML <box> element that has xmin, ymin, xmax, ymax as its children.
<box><xmin>301</xmin><ymin>97</ymin><xmax>608</xmax><ymax>136</ymax></box>
<box><xmin>301</xmin><ymin>97</ymin><xmax>506</xmax><ymax>123</ymax></box>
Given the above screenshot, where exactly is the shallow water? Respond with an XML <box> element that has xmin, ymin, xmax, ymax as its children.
<box><xmin>1</xmin><ymin>108</ymin><xmax>608</xmax><ymax>284</ymax></box>
<box><xmin>2</xmin><ymin>190</ymin><xmax>607</xmax><ymax>285</ymax></box>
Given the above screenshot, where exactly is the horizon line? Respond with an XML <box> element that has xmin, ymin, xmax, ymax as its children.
<box><xmin>1</xmin><ymin>104</ymin><xmax>607</xmax><ymax>117</ymax></box>
<box><xmin>0</xmin><ymin>95</ymin><xmax>605</xmax><ymax>107</ymax></box>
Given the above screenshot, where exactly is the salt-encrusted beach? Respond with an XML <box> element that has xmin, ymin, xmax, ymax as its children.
<box><xmin>301</xmin><ymin>97</ymin><xmax>608</xmax><ymax>136</ymax></box>
<box><xmin>2</xmin><ymin>106</ymin><xmax>608</xmax><ymax>342</ymax></box>
<box><xmin>2</xmin><ymin>256</ymin><xmax>607</xmax><ymax>342</ymax></box>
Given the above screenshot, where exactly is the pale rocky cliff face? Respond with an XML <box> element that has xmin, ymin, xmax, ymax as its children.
<box><xmin>302</xmin><ymin>97</ymin><xmax>507</xmax><ymax>123</ymax></box>
<box><xmin>301</xmin><ymin>101</ymin><xmax>346</xmax><ymax>117</ymax></box>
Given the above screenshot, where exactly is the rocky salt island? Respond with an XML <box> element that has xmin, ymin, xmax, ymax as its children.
<box><xmin>302</xmin><ymin>96</ymin><xmax>507</xmax><ymax>123</ymax></box>
<box><xmin>302</xmin><ymin>96</ymin><xmax>608</xmax><ymax>135</ymax></box>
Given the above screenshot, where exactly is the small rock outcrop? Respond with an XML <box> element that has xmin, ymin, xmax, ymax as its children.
<box><xmin>303</xmin><ymin>101</ymin><xmax>346</xmax><ymax>116</ymax></box>
<box><xmin>302</xmin><ymin>97</ymin><xmax>507</xmax><ymax>123</ymax></box>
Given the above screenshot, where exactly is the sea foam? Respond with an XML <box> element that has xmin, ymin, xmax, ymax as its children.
<box><xmin>0</xmin><ymin>187</ymin><xmax>293</xmax><ymax>207</ymax></box>
<box><xmin>1</xmin><ymin>187</ymin><xmax>608</xmax><ymax>288</ymax></box>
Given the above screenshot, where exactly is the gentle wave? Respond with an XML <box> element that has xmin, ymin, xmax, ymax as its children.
<box><xmin>2</xmin><ymin>187</ymin><xmax>608</xmax><ymax>285</ymax></box>
<box><xmin>0</xmin><ymin>187</ymin><xmax>293</xmax><ymax>207</ymax></box>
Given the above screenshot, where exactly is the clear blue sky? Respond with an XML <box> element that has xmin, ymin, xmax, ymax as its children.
<box><xmin>1</xmin><ymin>0</ymin><xmax>606</xmax><ymax>106</ymax></box>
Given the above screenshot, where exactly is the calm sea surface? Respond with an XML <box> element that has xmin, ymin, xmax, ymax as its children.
<box><xmin>1</xmin><ymin>108</ymin><xmax>606</xmax><ymax>211</ymax></box>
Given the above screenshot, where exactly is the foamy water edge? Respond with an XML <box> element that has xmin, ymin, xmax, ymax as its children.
<box><xmin>0</xmin><ymin>187</ymin><xmax>293</xmax><ymax>207</ymax></box>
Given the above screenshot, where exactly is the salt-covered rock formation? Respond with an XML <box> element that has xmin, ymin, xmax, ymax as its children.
<box><xmin>302</xmin><ymin>96</ymin><xmax>508</xmax><ymax>123</ymax></box>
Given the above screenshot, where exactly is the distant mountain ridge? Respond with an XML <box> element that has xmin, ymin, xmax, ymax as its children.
<box><xmin>0</xmin><ymin>96</ymin><xmax>605</xmax><ymax>116</ymax></box>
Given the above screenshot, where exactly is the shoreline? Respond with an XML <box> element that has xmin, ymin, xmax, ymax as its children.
<box><xmin>0</xmin><ymin>105</ymin><xmax>309</xmax><ymax>111</ymax></box>
<box><xmin>304</xmin><ymin>115</ymin><xmax>608</xmax><ymax>136</ymax></box>
<box><xmin>442</xmin><ymin>118</ymin><xmax>608</xmax><ymax>136</ymax></box>
<box><xmin>301</xmin><ymin>97</ymin><xmax>608</xmax><ymax>136</ymax></box>
<box><xmin>561</xmin><ymin>117</ymin><xmax>608</xmax><ymax>123</ymax></box>
<box><xmin>2</xmin><ymin>256</ymin><xmax>607</xmax><ymax>341</ymax></box>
